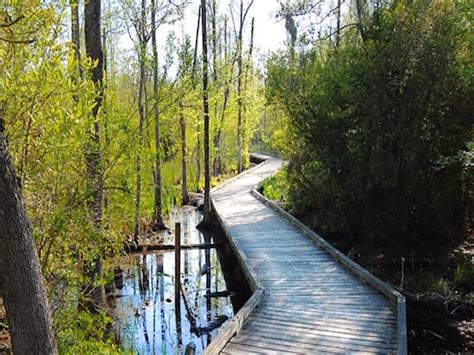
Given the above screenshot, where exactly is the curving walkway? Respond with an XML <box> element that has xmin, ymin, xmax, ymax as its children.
<box><xmin>210</xmin><ymin>154</ymin><xmax>405</xmax><ymax>354</ymax></box>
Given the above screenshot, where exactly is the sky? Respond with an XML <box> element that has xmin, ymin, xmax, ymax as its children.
<box><xmin>118</xmin><ymin>0</ymin><xmax>288</xmax><ymax>63</ymax></box>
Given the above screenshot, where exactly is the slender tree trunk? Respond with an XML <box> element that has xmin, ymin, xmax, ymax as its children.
<box><xmin>134</xmin><ymin>0</ymin><xmax>148</xmax><ymax>239</ymax></box>
<box><xmin>191</xmin><ymin>5</ymin><xmax>201</xmax><ymax>81</ymax></box>
<box><xmin>335</xmin><ymin>0</ymin><xmax>341</xmax><ymax>47</ymax></box>
<box><xmin>0</xmin><ymin>118</ymin><xmax>57</xmax><ymax>355</ymax></box>
<box><xmin>84</xmin><ymin>0</ymin><xmax>105</xmax><ymax>312</ymax></box>
<box><xmin>236</xmin><ymin>1</ymin><xmax>244</xmax><ymax>173</ymax></box>
<box><xmin>71</xmin><ymin>0</ymin><xmax>83</xmax><ymax>80</ymax></box>
<box><xmin>248</xmin><ymin>18</ymin><xmax>254</xmax><ymax>75</ymax></box>
<box><xmin>212</xmin><ymin>18</ymin><xmax>230</xmax><ymax>176</ymax></box>
<box><xmin>180</xmin><ymin>102</ymin><xmax>189</xmax><ymax>205</ymax></box>
<box><xmin>201</xmin><ymin>0</ymin><xmax>211</xmax><ymax>222</ymax></box>
<box><xmin>211</xmin><ymin>0</ymin><xmax>217</xmax><ymax>82</ymax></box>
<box><xmin>134</xmin><ymin>42</ymin><xmax>146</xmax><ymax>239</ymax></box>
<box><xmin>212</xmin><ymin>87</ymin><xmax>229</xmax><ymax>176</ymax></box>
<box><xmin>151</xmin><ymin>0</ymin><xmax>165</xmax><ymax>229</ymax></box>
<box><xmin>240</xmin><ymin>16</ymin><xmax>254</xmax><ymax>170</ymax></box>
<box><xmin>196</xmin><ymin>122</ymin><xmax>202</xmax><ymax>191</ymax></box>
<box><xmin>354</xmin><ymin>0</ymin><xmax>367</xmax><ymax>42</ymax></box>
<box><xmin>192</xmin><ymin>5</ymin><xmax>202</xmax><ymax>192</ymax></box>
<box><xmin>210</xmin><ymin>0</ymin><xmax>220</xmax><ymax>177</ymax></box>
<box><xmin>102</xmin><ymin>9</ymin><xmax>110</xmax><ymax>211</ymax></box>
<box><xmin>144</xmin><ymin>64</ymin><xmax>150</xmax><ymax>146</ymax></box>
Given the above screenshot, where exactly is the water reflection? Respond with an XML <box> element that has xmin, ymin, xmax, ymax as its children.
<box><xmin>113</xmin><ymin>208</ymin><xmax>236</xmax><ymax>354</ymax></box>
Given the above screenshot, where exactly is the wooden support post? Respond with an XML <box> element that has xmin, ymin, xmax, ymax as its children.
<box><xmin>175</xmin><ymin>222</ymin><xmax>181</xmax><ymax>330</ymax></box>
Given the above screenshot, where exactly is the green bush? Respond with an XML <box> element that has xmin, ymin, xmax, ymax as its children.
<box><xmin>261</xmin><ymin>170</ymin><xmax>288</xmax><ymax>203</ymax></box>
<box><xmin>267</xmin><ymin>1</ymin><xmax>473</xmax><ymax>246</ymax></box>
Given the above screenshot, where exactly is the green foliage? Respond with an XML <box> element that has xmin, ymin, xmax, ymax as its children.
<box><xmin>266</xmin><ymin>1</ymin><xmax>473</xmax><ymax>246</ymax></box>
<box><xmin>453</xmin><ymin>261</ymin><xmax>474</xmax><ymax>292</ymax></box>
<box><xmin>261</xmin><ymin>170</ymin><xmax>288</xmax><ymax>203</ymax></box>
<box><xmin>56</xmin><ymin>310</ymin><xmax>119</xmax><ymax>355</ymax></box>
<box><xmin>429</xmin><ymin>259</ymin><xmax>474</xmax><ymax>298</ymax></box>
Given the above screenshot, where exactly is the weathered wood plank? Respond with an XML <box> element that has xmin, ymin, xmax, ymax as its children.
<box><xmin>225</xmin><ymin>341</ymin><xmax>301</xmax><ymax>354</ymax></box>
<box><xmin>236</xmin><ymin>328</ymin><xmax>395</xmax><ymax>353</ymax></box>
<box><xmin>262</xmin><ymin>305</ymin><xmax>398</xmax><ymax>323</ymax></box>
<box><xmin>258</xmin><ymin>306</ymin><xmax>397</xmax><ymax>325</ymax></box>
<box><xmin>240</xmin><ymin>325</ymin><xmax>396</xmax><ymax>349</ymax></box>
<box><xmin>246</xmin><ymin>316</ymin><xmax>397</xmax><ymax>344</ymax></box>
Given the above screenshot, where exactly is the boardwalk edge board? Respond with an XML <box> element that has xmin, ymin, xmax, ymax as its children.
<box><xmin>250</xmin><ymin>185</ymin><xmax>407</xmax><ymax>355</ymax></box>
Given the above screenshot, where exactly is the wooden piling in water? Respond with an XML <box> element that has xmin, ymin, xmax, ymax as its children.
<box><xmin>175</xmin><ymin>222</ymin><xmax>181</xmax><ymax>326</ymax></box>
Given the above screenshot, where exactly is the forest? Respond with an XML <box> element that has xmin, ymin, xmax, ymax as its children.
<box><xmin>0</xmin><ymin>0</ymin><xmax>472</xmax><ymax>354</ymax></box>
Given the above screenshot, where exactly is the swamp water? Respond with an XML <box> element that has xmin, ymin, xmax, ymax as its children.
<box><xmin>111</xmin><ymin>207</ymin><xmax>251</xmax><ymax>354</ymax></box>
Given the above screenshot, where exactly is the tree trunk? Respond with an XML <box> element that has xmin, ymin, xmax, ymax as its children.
<box><xmin>201</xmin><ymin>0</ymin><xmax>211</xmax><ymax>222</ymax></box>
<box><xmin>211</xmin><ymin>0</ymin><xmax>218</xmax><ymax>82</ymax></box>
<box><xmin>0</xmin><ymin>118</ymin><xmax>58</xmax><ymax>354</ymax></box>
<box><xmin>180</xmin><ymin>102</ymin><xmax>190</xmax><ymax>205</ymax></box>
<box><xmin>84</xmin><ymin>0</ymin><xmax>105</xmax><ymax>312</ymax></box>
<box><xmin>134</xmin><ymin>43</ymin><xmax>146</xmax><ymax>239</ymax></box>
<box><xmin>212</xmin><ymin>85</ymin><xmax>230</xmax><ymax>176</ymax></box>
<box><xmin>192</xmin><ymin>6</ymin><xmax>202</xmax><ymax>192</ymax></box>
<box><xmin>151</xmin><ymin>0</ymin><xmax>165</xmax><ymax>229</ymax></box>
<box><xmin>210</xmin><ymin>0</ymin><xmax>220</xmax><ymax>177</ymax></box>
<box><xmin>71</xmin><ymin>0</ymin><xmax>83</xmax><ymax>80</ymax></box>
<box><xmin>354</xmin><ymin>0</ymin><xmax>367</xmax><ymax>42</ymax></box>
<box><xmin>212</xmin><ymin>18</ymin><xmax>231</xmax><ymax>176</ymax></box>
<box><xmin>335</xmin><ymin>0</ymin><xmax>341</xmax><ymax>47</ymax></box>
<box><xmin>240</xmin><ymin>16</ymin><xmax>254</xmax><ymax>170</ymax></box>
<box><xmin>134</xmin><ymin>0</ymin><xmax>148</xmax><ymax>239</ymax></box>
<box><xmin>191</xmin><ymin>5</ymin><xmax>201</xmax><ymax>82</ymax></box>
<box><xmin>102</xmin><ymin>10</ymin><xmax>110</xmax><ymax>211</ymax></box>
<box><xmin>236</xmin><ymin>0</ymin><xmax>244</xmax><ymax>173</ymax></box>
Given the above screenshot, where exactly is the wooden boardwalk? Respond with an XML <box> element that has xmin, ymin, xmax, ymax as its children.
<box><xmin>206</xmin><ymin>154</ymin><xmax>406</xmax><ymax>354</ymax></box>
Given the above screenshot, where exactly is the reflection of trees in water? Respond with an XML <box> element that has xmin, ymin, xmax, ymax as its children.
<box><xmin>204</xmin><ymin>230</ymin><xmax>212</xmax><ymax>346</ymax></box>
<box><xmin>140</xmin><ymin>254</ymin><xmax>149</xmax><ymax>295</ymax></box>
<box><xmin>157</xmin><ymin>254</ymin><xmax>166</xmax><ymax>344</ymax></box>
<box><xmin>114</xmin><ymin>209</ymin><xmax>245</xmax><ymax>353</ymax></box>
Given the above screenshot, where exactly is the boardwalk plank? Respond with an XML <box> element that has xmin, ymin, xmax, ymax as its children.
<box><xmin>240</xmin><ymin>325</ymin><xmax>395</xmax><ymax>350</ymax></box>
<box><xmin>236</xmin><ymin>328</ymin><xmax>394</xmax><ymax>353</ymax></box>
<box><xmin>225</xmin><ymin>341</ymin><xmax>301</xmax><ymax>354</ymax></box>
<box><xmin>246</xmin><ymin>316</ymin><xmax>396</xmax><ymax>343</ymax></box>
<box><xmin>259</xmin><ymin>306</ymin><xmax>398</xmax><ymax>325</ymax></box>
